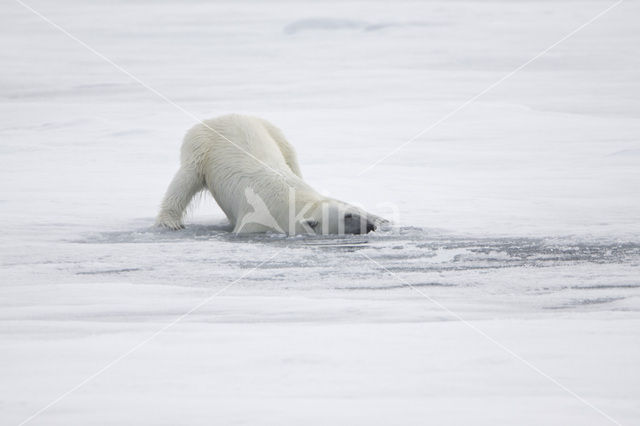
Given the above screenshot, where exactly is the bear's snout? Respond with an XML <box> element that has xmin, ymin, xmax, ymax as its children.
<box><xmin>345</xmin><ymin>213</ymin><xmax>378</xmax><ymax>234</ymax></box>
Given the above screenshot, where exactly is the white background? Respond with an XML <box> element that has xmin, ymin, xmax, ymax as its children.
<box><xmin>1</xmin><ymin>0</ymin><xmax>639</xmax><ymax>425</ymax></box>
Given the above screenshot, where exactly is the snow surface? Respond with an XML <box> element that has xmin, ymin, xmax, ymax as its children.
<box><xmin>1</xmin><ymin>0</ymin><xmax>639</xmax><ymax>425</ymax></box>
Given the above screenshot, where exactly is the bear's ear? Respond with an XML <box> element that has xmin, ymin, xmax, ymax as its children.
<box><xmin>303</xmin><ymin>219</ymin><xmax>319</xmax><ymax>231</ymax></box>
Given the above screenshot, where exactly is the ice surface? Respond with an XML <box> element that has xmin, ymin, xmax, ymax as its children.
<box><xmin>1</xmin><ymin>0</ymin><xmax>639</xmax><ymax>425</ymax></box>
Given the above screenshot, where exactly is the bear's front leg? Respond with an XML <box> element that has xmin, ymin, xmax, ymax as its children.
<box><xmin>156</xmin><ymin>166</ymin><xmax>203</xmax><ymax>230</ymax></box>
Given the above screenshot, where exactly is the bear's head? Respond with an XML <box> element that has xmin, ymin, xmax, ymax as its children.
<box><xmin>299</xmin><ymin>200</ymin><xmax>380</xmax><ymax>235</ymax></box>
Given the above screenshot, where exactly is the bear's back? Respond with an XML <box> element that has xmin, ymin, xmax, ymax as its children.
<box><xmin>180</xmin><ymin>114</ymin><xmax>289</xmax><ymax>174</ymax></box>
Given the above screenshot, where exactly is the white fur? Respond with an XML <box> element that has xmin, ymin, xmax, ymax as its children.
<box><xmin>156</xmin><ymin>114</ymin><xmax>382</xmax><ymax>234</ymax></box>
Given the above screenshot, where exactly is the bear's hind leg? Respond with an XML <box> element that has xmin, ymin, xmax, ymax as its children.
<box><xmin>156</xmin><ymin>167</ymin><xmax>204</xmax><ymax>230</ymax></box>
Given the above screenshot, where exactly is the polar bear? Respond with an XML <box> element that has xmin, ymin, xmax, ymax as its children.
<box><xmin>156</xmin><ymin>114</ymin><xmax>384</xmax><ymax>234</ymax></box>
